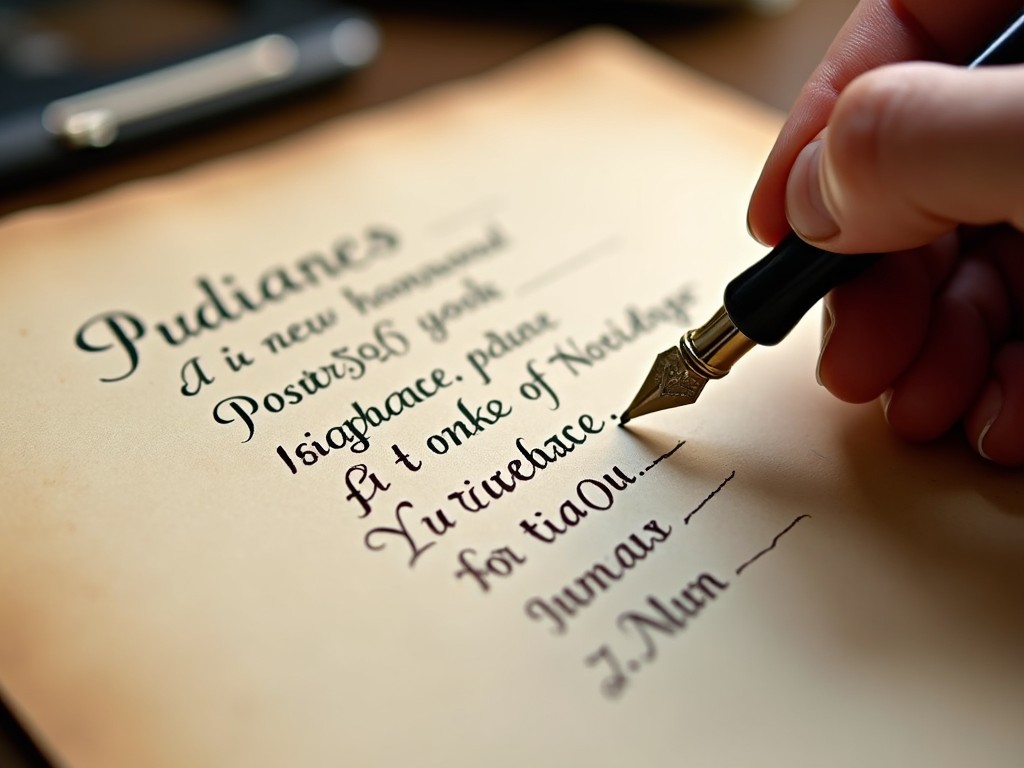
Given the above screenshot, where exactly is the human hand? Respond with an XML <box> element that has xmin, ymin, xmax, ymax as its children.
<box><xmin>747</xmin><ymin>0</ymin><xmax>1024</xmax><ymax>466</ymax></box>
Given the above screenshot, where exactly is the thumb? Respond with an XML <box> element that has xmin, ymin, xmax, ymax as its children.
<box><xmin>786</xmin><ymin>62</ymin><xmax>1024</xmax><ymax>253</ymax></box>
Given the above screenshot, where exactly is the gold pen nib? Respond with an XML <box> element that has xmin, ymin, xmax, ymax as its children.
<box><xmin>619</xmin><ymin>306</ymin><xmax>757</xmax><ymax>427</ymax></box>
<box><xmin>618</xmin><ymin>345</ymin><xmax>708</xmax><ymax>426</ymax></box>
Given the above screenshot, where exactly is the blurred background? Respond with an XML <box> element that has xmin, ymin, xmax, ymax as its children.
<box><xmin>0</xmin><ymin>0</ymin><xmax>859</xmax><ymax>217</ymax></box>
<box><xmin>0</xmin><ymin>0</ymin><xmax>857</xmax><ymax>765</ymax></box>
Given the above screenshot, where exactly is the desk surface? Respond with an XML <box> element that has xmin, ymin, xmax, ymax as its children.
<box><xmin>0</xmin><ymin>3</ymin><xmax>857</xmax><ymax>766</ymax></box>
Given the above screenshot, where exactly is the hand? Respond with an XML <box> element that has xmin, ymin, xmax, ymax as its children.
<box><xmin>747</xmin><ymin>0</ymin><xmax>1024</xmax><ymax>466</ymax></box>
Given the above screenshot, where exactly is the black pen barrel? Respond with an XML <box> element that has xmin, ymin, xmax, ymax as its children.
<box><xmin>723</xmin><ymin>236</ymin><xmax>878</xmax><ymax>346</ymax></box>
<box><xmin>724</xmin><ymin>9</ymin><xmax>1024</xmax><ymax>348</ymax></box>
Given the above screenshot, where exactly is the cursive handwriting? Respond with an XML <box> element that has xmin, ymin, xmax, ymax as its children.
<box><xmin>585</xmin><ymin>572</ymin><xmax>729</xmax><ymax>699</ymax></box>
<box><xmin>341</xmin><ymin>225</ymin><xmax>507</xmax><ymax>315</ymax></box>
<box><xmin>74</xmin><ymin>226</ymin><xmax>399</xmax><ymax>382</ymax></box>
<box><xmin>525</xmin><ymin>519</ymin><xmax>672</xmax><ymax>635</ymax></box>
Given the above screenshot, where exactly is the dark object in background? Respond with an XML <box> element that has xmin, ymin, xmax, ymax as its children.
<box><xmin>0</xmin><ymin>0</ymin><xmax>378</xmax><ymax>188</ymax></box>
<box><xmin>0</xmin><ymin>688</ymin><xmax>50</xmax><ymax>768</ymax></box>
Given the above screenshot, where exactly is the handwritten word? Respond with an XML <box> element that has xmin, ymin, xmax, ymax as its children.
<box><xmin>276</xmin><ymin>367</ymin><xmax>456</xmax><ymax>471</ymax></box>
<box><xmin>524</xmin><ymin>519</ymin><xmax>671</xmax><ymax>636</ymax></box>
<box><xmin>519</xmin><ymin>468</ymin><xmax>638</xmax><ymax>544</ymax></box>
<box><xmin>584</xmin><ymin>572</ymin><xmax>729</xmax><ymax>699</ymax></box>
<box><xmin>341</xmin><ymin>225</ymin><xmax>507</xmax><ymax>315</ymax></box>
<box><xmin>517</xmin><ymin>360</ymin><xmax>561</xmax><ymax>410</ymax></box>
<box><xmin>425</xmin><ymin>397</ymin><xmax>513</xmax><ymax>455</ymax></box>
<box><xmin>179</xmin><ymin>356</ymin><xmax>216</xmax><ymax>396</ymax></box>
<box><xmin>74</xmin><ymin>226</ymin><xmax>399</xmax><ymax>382</ymax></box>
<box><xmin>364</xmin><ymin>500</ymin><xmax>437</xmax><ymax>567</ymax></box>
<box><xmin>465</xmin><ymin>312</ymin><xmax>558</xmax><ymax>385</ymax></box>
<box><xmin>343</xmin><ymin>464</ymin><xmax>391</xmax><ymax>517</ymax></box>
<box><xmin>455</xmin><ymin>546</ymin><xmax>527</xmax><ymax>592</ymax></box>
<box><xmin>214</xmin><ymin>320</ymin><xmax>410</xmax><ymax>442</ymax></box>
<box><xmin>546</xmin><ymin>287</ymin><xmax>695</xmax><ymax>378</ymax></box>
<box><xmin>445</xmin><ymin>414</ymin><xmax>606</xmax><ymax>514</ymax></box>
<box><xmin>417</xmin><ymin>279</ymin><xmax>501</xmax><ymax>342</ymax></box>
<box><xmin>261</xmin><ymin>308</ymin><xmax>338</xmax><ymax>354</ymax></box>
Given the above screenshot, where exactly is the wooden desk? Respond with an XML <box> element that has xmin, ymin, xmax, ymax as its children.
<box><xmin>0</xmin><ymin>2</ymin><xmax>857</xmax><ymax>765</ymax></box>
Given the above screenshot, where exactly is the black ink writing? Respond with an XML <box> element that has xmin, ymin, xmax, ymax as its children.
<box><xmin>443</xmin><ymin>414</ymin><xmax>605</xmax><ymax>516</ymax></box>
<box><xmin>546</xmin><ymin>287</ymin><xmax>695</xmax><ymax>378</ymax></box>
<box><xmin>425</xmin><ymin>397</ymin><xmax>513</xmax><ymax>455</ymax></box>
<box><xmin>341</xmin><ymin>226</ymin><xmax>506</xmax><ymax>315</ymax></box>
<box><xmin>465</xmin><ymin>312</ymin><xmax>558</xmax><ymax>385</ymax></box>
<box><xmin>391</xmin><ymin>443</ymin><xmax>422</xmax><ymax>472</ymax></box>
<box><xmin>516</xmin><ymin>360</ymin><xmax>560</xmax><ymax>410</ymax></box>
<box><xmin>221</xmin><ymin>346</ymin><xmax>255</xmax><ymax>373</ymax></box>
<box><xmin>640</xmin><ymin>440</ymin><xmax>686</xmax><ymax>475</ymax></box>
<box><xmin>524</xmin><ymin>519</ymin><xmax>671</xmax><ymax>635</ymax></box>
<box><xmin>261</xmin><ymin>309</ymin><xmax>338</xmax><ymax>354</ymax></box>
<box><xmin>518</xmin><ymin>468</ymin><xmax>638</xmax><ymax>545</ymax></box>
<box><xmin>586</xmin><ymin>572</ymin><xmax>729</xmax><ymax>699</ymax></box>
<box><xmin>455</xmin><ymin>546</ymin><xmax>527</xmax><ymax>593</ymax></box>
<box><xmin>215</xmin><ymin>320</ymin><xmax>410</xmax><ymax>442</ymax></box>
<box><xmin>357</xmin><ymin>415</ymin><xmax>606</xmax><ymax>564</ymax></box>
<box><xmin>363</xmin><ymin>500</ymin><xmax>436</xmax><ymax>568</ymax></box>
<box><xmin>417</xmin><ymin>279</ymin><xmax>501</xmax><ymax>342</ymax></box>
<box><xmin>343</xmin><ymin>464</ymin><xmax>392</xmax><ymax>517</ymax></box>
<box><xmin>684</xmin><ymin>470</ymin><xmax>736</xmax><ymax>524</ymax></box>
<box><xmin>276</xmin><ymin>367</ymin><xmax>456</xmax><ymax>471</ymax></box>
<box><xmin>74</xmin><ymin>225</ymin><xmax>399</xmax><ymax>381</ymax></box>
<box><xmin>179</xmin><ymin>356</ymin><xmax>214</xmax><ymax>396</ymax></box>
<box><xmin>735</xmin><ymin>515</ymin><xmax>811</xmax><ymax>576</ymax></box>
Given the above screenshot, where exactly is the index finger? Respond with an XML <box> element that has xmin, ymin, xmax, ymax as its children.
<box><xmin>747</xmin><ymin>0</ymin><xmax>1023</xmax><ymax>247</ymax></box>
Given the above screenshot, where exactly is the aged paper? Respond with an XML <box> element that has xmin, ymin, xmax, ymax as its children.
<box><xmin>1</xmin><ymin>30</ymin><xmax>1023</xmax><ymax>768</ymax></box>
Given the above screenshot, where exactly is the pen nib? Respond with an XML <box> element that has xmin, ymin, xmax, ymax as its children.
<box><xmin>618</xmin><ymin>345</ymin><xmax>708</xmax><ymax>427</ymax></box>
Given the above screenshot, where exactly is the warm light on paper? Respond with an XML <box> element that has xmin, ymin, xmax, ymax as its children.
<box><xmin>1</xmin><ymin>29</ymin><xmax>1023</xmax><ymax>768</ymax></box>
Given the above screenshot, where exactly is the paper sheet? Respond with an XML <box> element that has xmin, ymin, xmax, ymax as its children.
<box><xmin>1</xmin><ymin>29</ymin><xmax>1023</xmax><ymax>768</ymax></box>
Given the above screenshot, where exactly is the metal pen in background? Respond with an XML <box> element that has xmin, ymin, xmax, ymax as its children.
<box><xmin>0</xmin><ymin>2</ymin><xmax>378</xmax><ymax>187</ymax></box>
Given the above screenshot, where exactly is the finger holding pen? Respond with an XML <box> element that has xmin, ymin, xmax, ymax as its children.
<box><xmin>748</xmin><ymin>0</ymin><xmax>1023</xmax><ymax>246</ymax></box>
<box><xmin>747</xmin><ymin>0</ymin><xmax>1024</xmax><ymax>466</ymax></box>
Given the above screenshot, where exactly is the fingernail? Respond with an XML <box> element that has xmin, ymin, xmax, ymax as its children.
<box><xmin>815</xmin><ymin>300</ymin><xmax>835</xmax><ymax>387</ymax></box>
<box><xmin>786</xmin><ymin>139</ymin><xmax>839</xmax><ymax>242</ymax></box>
<box><xmin>880</xmin><ymin>389</ymin><xmax>894</xmax><ymax>423</ymax></box>
<box><xmin>974</xmin><ymin>381</ymin><xmax>1003</xmax><ymax>462</ymax></box>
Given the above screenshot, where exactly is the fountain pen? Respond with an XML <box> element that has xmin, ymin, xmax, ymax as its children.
<box><xmin>619</xmin><ymin>10</ymin><xmax>1024</xmax><ymax>426</ymax></box>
